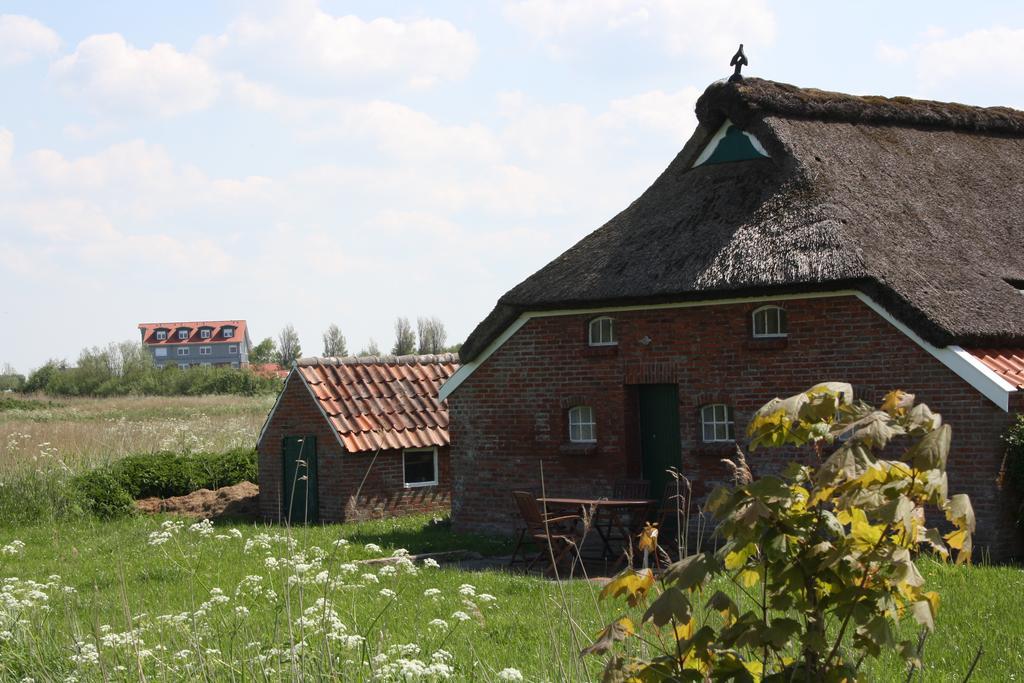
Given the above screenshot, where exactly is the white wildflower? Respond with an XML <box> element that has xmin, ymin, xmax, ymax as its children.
<box><xmin>451</xmin><ymin>611</ymin><xmax>471</xmax><ymax>622</ymax></box>
<box><xmin>361</xmin><ymin>573</ymin><xmax>379</xmax><ymax>584</ymax></box>
<box><xmin>428</xmin><ymin>618</ymin><xmax>447</xmax><ymax>629</ymax></box>
<box><xmin>423</xmin><ymin>588</ymin><xmax>441</xmax><ymax>598</ymax></box>
<box><xmin>377</xmin><ymin>565</ymin><xmax>397</xmax><ymax>577</ymax></box>
<box><xmin>1</xmin><ymin>540</ymin><xmax>25</xmax><ymax>556</ymax></box>
<box><xmin>422</xmin><ymin>557</ymin><xmax>441</xmax><ymax>569</ymax></box>
<box><xmin>458</xmin><ymin>583</ymin><xmax>476</xmax><ymax>597</ymax></box>
<box><xmin>498</xmin><ymin>668</ymin><xmax>524</xmax><ymax>681</ymax></box>
<box><xmin>379</xmin><ymin>588</ymin><xmax>396</xmax><ymax>599</ymax></box>
<box><xmin>478</xmin><ymin>593</ymin><xmax>497</xmax><ymax>603</ymax></box>
<box><xmin>364</xmin><ymin>543</ymin><xmax>382</xmax><ymax>553</ymax></box>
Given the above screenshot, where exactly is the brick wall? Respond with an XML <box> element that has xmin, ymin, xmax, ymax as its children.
<box><xmin>449</xmin><ymin>295</ymin><xmax>1023</xmax><ymax>560</ymax></box>
<box><xmin>258</xmin><ymin>375</ymin><xmax>451</xmax><ymax>523</ymax></box>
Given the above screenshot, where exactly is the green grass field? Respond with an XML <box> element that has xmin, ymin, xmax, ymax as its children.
<box><xmin>0</xmin><ymin>514</ymin><xmax>1021</xmax><ymax>681</ymax></box>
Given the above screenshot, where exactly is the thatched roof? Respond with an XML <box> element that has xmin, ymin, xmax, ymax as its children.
<box><xmin>461</xmin><ymin>78</ymin><xmax>1024</xmax><ymax>362</ymax></box>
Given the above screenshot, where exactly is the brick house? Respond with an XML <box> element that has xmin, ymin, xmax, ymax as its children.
<box><xmin>441</xmin><ymin>77</ymin><xmax>1024</xmax><ymax>560</ymax></box>
<box><xmin>138</xmin><ymin>320</ymin><xmax>251</xmax><ymax>369</ymax></box>
<box><xmin>257</xmin><ymin>354</ymin><xmax>458</xmax><ymax>523</ymax></box>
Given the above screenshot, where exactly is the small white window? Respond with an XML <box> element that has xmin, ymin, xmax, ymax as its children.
<box><xmin>752</xmin><ymin>306</ymin><xmax>787</xmax><ymax>338</ymax></box>
<box><xmin>177</xmin><ymin>329</ymin><xmax>189</xmax><ymax>340</ymax></box>
<box><xmin>231</xmin><ymin>361</ymin><xmax>239</xmax><ymax>369</ymax></box>
<box><xmin>588</xmin><ymin>317</ymin><xmax>616</xmax><ymax>346</ymax></box>
<box><xmin>228</xmin><ymin>344</ymin><xmax>238</xmax><ymax>354</ymax></box>
<box><xmin>701</xmin><ymin>404</ymin><xmax>735</xmax><ymax>442</ymax></box>
<box><xmin>200</xmin><ymin>329</ymin><xmax>211</xmax><ymax>339</ymax></box>
<box><xmin>200</xmin><ymin>346</ymin><xmax>212</xmax><ymax>355</ymax></box>
<box><xmin>155</xmin><ymin>348</ymin><xmax>167</xmax><ymax>358</ymax></box>
<box><xmin>568</xmin><ymin>406</ymin><xmax>596</xmax><ymax>443</ymax></box>
<box><xmin>178</xmin><ymin>363</ymin><xmax>189</xmax><ymax>370</ymax></box>
<box><xmin>177</xmin><ymin>347</ymin><xmax>189</xmax><ymax>356</ymax></box>
<box><xmin>403</xmin><ymin>447</ymin><xmax>439</xmax><ymax>487</ymax></box>
<box><xmin>223</xmin><ymin>327</ymin><xmax>234</xmax><ymax>338</ymax></box>
<box><xmin>155</xmin><ymin>330</ymin><xmax>167</xmax><ymax>340</ymax></box>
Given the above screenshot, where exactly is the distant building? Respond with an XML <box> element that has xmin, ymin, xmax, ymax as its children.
<box><xmin>138</xmin><ymin>320</ymin><xmax>251</xmax><ymax>369</ymax></box>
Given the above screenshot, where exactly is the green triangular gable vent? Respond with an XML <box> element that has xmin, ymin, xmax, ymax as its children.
<box><xmin>693</xmin><ymin>121</ymin><xmax>769</xmax><ymax>167</ymax></box>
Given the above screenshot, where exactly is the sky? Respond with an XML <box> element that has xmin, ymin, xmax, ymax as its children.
<box><xmin>2</xmin><ymin>0</ymin><xmax>1024</xmax><ymax>373</ymax></box>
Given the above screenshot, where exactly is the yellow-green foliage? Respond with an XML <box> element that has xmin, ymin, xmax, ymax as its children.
<box><xmin>586</xmin><ymin>383</ymin><xmax>973</xmax><ymax>682</ymax></box>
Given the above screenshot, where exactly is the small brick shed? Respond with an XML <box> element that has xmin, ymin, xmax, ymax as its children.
<box><xmin>257</xmin><ymin>354</ymin><xmax>459</xmax><ymax>523</ymax></box>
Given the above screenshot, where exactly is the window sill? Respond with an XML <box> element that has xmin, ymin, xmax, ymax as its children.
<box><xmin>404</xmin><ymin>482</ymin><xmax>438</xmax><ymax>489</ymax></box>
<box><xmin>745</xmin><ymin>337</ymin><xmax>788</xmax><ymax>351</ymax></box>
<box><xmin>560</xmin><ymin>443</ymin><xmax>598</xmax><ymax>456</ymax></box>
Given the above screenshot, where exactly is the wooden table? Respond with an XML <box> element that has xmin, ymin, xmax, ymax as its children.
<box><xmin>537</xmin><ymin>497</ymin><xmax>657</xmax><ymax>563</ymax></box>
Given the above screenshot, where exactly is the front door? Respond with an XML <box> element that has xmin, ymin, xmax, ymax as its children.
<box><xmin>283</xmin><ymin>435</ymin><xmax>318</xmax><ymax>524</ymax></box>
<box><xmin>637</xmin><ymin>384</ymin><xmax>682</xmax><ymax>499</ymax></box>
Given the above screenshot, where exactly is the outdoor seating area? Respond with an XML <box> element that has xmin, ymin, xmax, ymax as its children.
<box><xmin>508</xmin><ymin>479</ymin><xmax>685</xmax><ymax>576</ymax></box>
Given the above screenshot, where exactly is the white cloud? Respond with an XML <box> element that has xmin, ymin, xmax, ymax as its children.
<box><xmin>0</xmin><ymin>128</ymin><xmax>13</xmax><ymax>180</ymax></box>
<box><xmin>203</xmin><ymin>1</ymin><xmax>477</xmax><ymax>89</ymax></box>
<box><xmin>504</xmin><ymin>0</ymin><xmax>775</xmax><ymax>60</ymax></box>
<box><xmin>877</xmin><ymin>27</ymin><xmax>1024</xmax><ymax>106</ymax></box>
<box><xmin>605</xmin><ymin>86</ymin><xmax>701</xmax><ymax>140</ymax></box>
<box><xmin>0</xmin><ymin>15</ymin><xmax>60</xmax><ymax>65</ymax></box>
<box><xmin>51</xmin><ymin>33</ymin><xmax>220</xmax><ymax>116</ymax></box>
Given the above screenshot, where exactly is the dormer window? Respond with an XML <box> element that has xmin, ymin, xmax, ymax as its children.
<box><xmin>177</xmin><ymin>329</ymin><xmax>189</xmax><ymax>340</ymax></box>
<box><xmin>588</xmin><ymin>317</ymin><xmax>616</xmax><ymax>346</ymax></box>
<box><xmin>222</xmin><ymin>327</ymin><xmax>234</xmax><ymax>338</ymax></box>
<box><xmin>200</xmin><ymin>328</ymin><xmax>212</xmax><ymax>339</ymax></box>
<box><xmin>155</xmin><ymin>330</ymin><xmax>167</xmax><ymax>340</ymax></box>
<box><xmin>752</xmin><ymin>306</ymin><xmax>787</xmax><ymax>338</ymax></box>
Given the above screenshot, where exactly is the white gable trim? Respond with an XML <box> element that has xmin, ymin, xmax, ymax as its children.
<box><xmin>439</xmin><ymin>290</ymin><xmax>1015</xmax><ymax>411</ymax></box>
<box><xmin>256</xmin><ymin>365</ymin><xmax>349</xmax><ymax>452</ymax></box>
<box><xmin>692</xmin><ymin>119</ymin><xmax>769</xmax><ymax>167</ymax></box>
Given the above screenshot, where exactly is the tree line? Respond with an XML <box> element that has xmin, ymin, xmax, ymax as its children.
<box><xmin>252</xmin><ymin>317</ymin><xmax>460</xmax><ymax>366</ymax></box>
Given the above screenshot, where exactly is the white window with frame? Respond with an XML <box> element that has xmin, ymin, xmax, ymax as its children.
<box><xmin>200</xmin><ymin>346</ymin><xmax>212</xmax><ymax>355</ymax></box>
<box><xmin>403</xmin><ymin>447</ymin><xmax>438</xmax><ymax>487</ymax></box>
<box><xmin>178</xmin><ymin>363</ymin><xmax>189</xmax><ymax>370</ymax></box>
<box><xmin>154</xmin><ymin>348</ymin><xmax>168</xmax><ymax>358</ymax></box>
<box><xmin>200</xmin><ymin>328</ymin><xmax>211</xmax><ymax>339</ymax></box>
<box><xmin>222</xmin><ymin>327</ymin><xmax>234</xmax><ymax>338</ymax></box>
<box><xmin>568</xmin><ymin>405</ymin><xmax>596</xmax><ymax>443</ymax></box>
<box><xmin>228</xmin><ymin>344</ymin><xmax>238</xmax><ymax>354</ymax></box>
<box><xmin>752</xmin><ymin>305</ymin><xmax>787</xmax><ymax>338</ymax></box>
<box><xmin>701</xmin><ymin>404</ymin><xmax>735</xmax><ymax>442</ymax></box>
<box><xmin>155</xmin><ymin>330</ymin><xmax>167</xmax><ymax>340</ymax></box>
<box><xmin>177</xmin><ymin>347</ymin><xmax>189</xmax><ymax>356</ymax></box>
<box><xmin>588</xmin><ymin>317</ymin><xmax>616</xmax><ymax>346</ymax></box>
<box><xmin>231</xmin><ymin>361</ymin><xmax>239</xmax><ymax>369</ymax></box>
<box><xmin>177</xmin><ymin>329</ymin><xmax>189</xmax><ymax>340</ymax></box>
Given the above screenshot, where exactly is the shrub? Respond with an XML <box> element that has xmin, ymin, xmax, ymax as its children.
<box><xmin>586</xmin><ymin>383</ymin><xmax>973</xmax><ymax>681</ymax></box>
<box><xmin>67</xmin><ymin>447</ymin><xmax>258</xmax><ymax>518</ymax></box>
<box><xmin>1003</xmin><ymin>414</ymin><xmax>1024</xmax><ymax>525</ymax></box>
<box><xmin>0</xmin><ymin>396</ymin><xmax>54</xmax><ymax>412</ymax></box>
<box><xmin>71</xmin><ymin>469</ymin><xmax>136</xmax><ymax>520</ymax></box>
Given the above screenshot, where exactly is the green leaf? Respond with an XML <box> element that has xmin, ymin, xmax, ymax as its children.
<box><xmin>663</xmin><ymin>553</ymin><xmax>713</xmax><ymax>591</ymax></box>
<box><xmin>834</xmin><ymin>411</ymin><xmax>905</xmax><ymax>449</ymax></box>
<box><xmin>642</xmin><ymin>587</ymin><xmax>692</xmax><ymax>627</ymax></box>
<box><xmin>764</xmin><ymin>617</ymin><xmax>802</xmax><ymax>648</ymax></box>
<box><xmin>581</xmin><ymin>618</ymin><xmax>634</xmax><ymax>657</ymax></box>
<box><xmin>706</xmin><ymin>590</ymin><xmax>739</xmax><ymax>624</ymax></box>
<box><xmin>816</xmin><ymin>442</ymin><xmax>875</xmax><ymax>487</ymax></box>
<box><xmin>746</xmin><ymin>476</ymin><xmax>790</xmax><ymax>499</ymax></box>
<box><xmin>906</xmin><ymin>424</ymin><xmax>951</xmax><ymax>470</ymax></box>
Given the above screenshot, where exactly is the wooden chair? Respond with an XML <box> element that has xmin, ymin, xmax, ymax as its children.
<box><xmin>612</xmin><ymin>479</ymin><xmax>650</xmax><ymax>500</ymax></box>
<box><xmin>511</xmin><ymin>491</ymin><xmax>583</xmax><ymax>575</ymax></box>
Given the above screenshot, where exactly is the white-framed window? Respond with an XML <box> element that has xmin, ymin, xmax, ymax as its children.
<box><xmin>403</xmin><ymin>447</ymin><xmax>439</xmax><ymax>487</ymax></box>
<box><xmin>177</xmin><ymin>329</ymin><xmax>189</xmax><ymax>340</ymax></box>
<box><xmin>201</xmin><ymin>362</ymin><xmax>211</xmax><ymax>368</ymax></box>
<box><xmin>752</xmin><ymin>306</ymin><xmax>787</xmax><ymax>338</ymax></box>
<box><xmin>200</xmin><ymin>346</ymin><xmax>212</xmax><ymax>355</ymax></box>
<box><xmin>178</xmin><ymin>363</ymin><xmax>189</xmax><ymax>370</ymax></box>
<box><xmin>177</xmin><ymin>347</ymin><xmax>189</xmax><ymax>356</ymax></box>
<box><xmin>231</xmin><ymin>361</ymin><xmax>239</xmax><ymax>369</ymax></box>
<box><xmin>568</xmin><ymin>406</ymin><xmax>596</xmax><ymax>443</ymax></box>
<box><xmin>228</xmin><ymin>344</ymin><xmax>238</xmax><ymax>354</ymax></box>
<box><xmin>155</xmin><ymin>348</ymin><xmax>168</xmax><ymax>358</ymax></box>
<box><xmin>223</xmin><ymin>327</ymin><xmax>234</xmax><ymax>338</ymax></box>
<box><xmin>200</xmin><ymin>328</ymin><xmax>211</xmax><ymax>339</ymax></box>
<box><xmin>588</xmin><ymin>317</ymin><xmax>616</xmax><ymax>346</ymax></box>
<box><xmin>701</xmin><ymin>404</ymin><xmax>735</xmax><ymax>442</ymax></box>
<box><xmin>155</xmin><ymin>330</ymin><xmax>167</xmax><ymax>340</ymax></box>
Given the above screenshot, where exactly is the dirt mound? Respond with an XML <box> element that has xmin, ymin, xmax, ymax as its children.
<box><xmin>136</xmin><ymin>481</ymin><xmax>259</xmax><ymax>520</ymax></box>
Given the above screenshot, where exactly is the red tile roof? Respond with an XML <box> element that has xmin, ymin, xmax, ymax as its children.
<box><xmin>138</xmin><ymin>320</ymin><xmax>248</xmax><ymax>345</ymax></box>
<box><xmin>966</xmin><ymin>349</ymin><xmax>1024</xmax><ymax>389</ymax></box>
<box><xmin>295</xmin><ymin>354</ymin><xmax>460</xmax><ymax>453</ymax></box>
<box><xmin>253</xmin><ymin>363</ymin><xmax>289</xmax><ymax>379</ymax></box>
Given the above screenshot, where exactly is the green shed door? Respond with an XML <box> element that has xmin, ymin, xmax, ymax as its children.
<box><xmin>638</xmin><ymin>385</ymin><xmax>682</xmax><ymax>498</ymax></box>
<box><xmin>283</xmin><ymin>435</ymin><xmax>318</xmax><ymax>524</ymax></box>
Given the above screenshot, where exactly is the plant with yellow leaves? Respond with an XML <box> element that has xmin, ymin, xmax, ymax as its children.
<box><xmin>583</xmin><ymin>383</ymin><xmax>974</xmax><ymax>681</ymax></box>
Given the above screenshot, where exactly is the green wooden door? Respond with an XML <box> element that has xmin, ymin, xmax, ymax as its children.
<box><xmin>283</xmin><ymin>435</ymin><xmax>318</xmax><ymax>524</ymax></box>
<box><xmin>638</xmin><ymin>385</ymin><xmax>682</xmax><ymax>498</ymax></box>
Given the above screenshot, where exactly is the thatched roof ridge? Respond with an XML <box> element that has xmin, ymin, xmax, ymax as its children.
<box><xmin>460</xmin><ymin>78</ymin><xmax>1024</xmax><ymax>363</ymax></box>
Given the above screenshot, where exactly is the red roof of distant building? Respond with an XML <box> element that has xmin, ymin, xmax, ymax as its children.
<box><xmin>294</xmin><ymin>354</ymin><xmax>459</xmax><ymax>453</ymax></box>
<box><xmin>138</xmin><ymin>320</ymin><xmax>248</xmax><ymax>345</ymax></box>
<box><xmin>966</xmin><ymin>349</ymin><xmax>1024</xmax><ymax>389</ymax></box>
<box><xmin>253</xmin><ymin>363</ymin><xmax>289</xmax><ymax>379</ymax></box>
